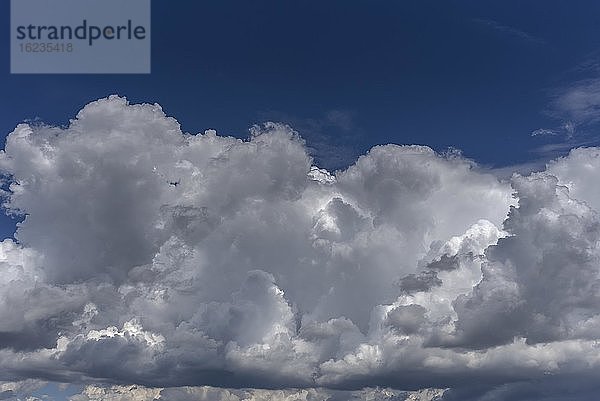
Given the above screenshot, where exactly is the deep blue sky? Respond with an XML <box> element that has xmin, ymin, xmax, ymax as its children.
<box><xmin>2</xmin><ymin>1</ymin><xmax>600</xmax><ymax>240</ymax></box>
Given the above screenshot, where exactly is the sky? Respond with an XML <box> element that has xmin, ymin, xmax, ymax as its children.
<box><xmin>3</xmin><ymin>1</ymin><xmax>600</xmax><ymax>166</ymax></box>
<box><xmin>2</xmin><ymin>1</ymin><xmax>600</xmax><ymax>236</ymax></box>
<box><xmin>3</xmin><ymin>1</ymin><xmax>600</xmax><ymax>401</ymax></box>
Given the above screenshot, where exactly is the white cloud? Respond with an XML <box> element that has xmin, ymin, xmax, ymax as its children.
<box><xmin>64</xmin><ymin>384</ymin><xmax>446</xmax><ymax>401</ymax></box>
<box><xmin>531</xmin><ymin>128</ymin><xmax>559</xmax><ymax>137</ymax></box>
<box><xmin>472</xmin><ymin>19</ymin><xmax>545</xmax><ymax>45</ymax></box>
<box><xmin>1</xmin><ymin>96</ymin><xmax>600</xmax><ymax>400</ymax></box>
<box><xmin>552</xmin><ymin>79</ymin><xmax>600</xmax><ymax>125</ymax></box>
<box><xmin>70</xmin><ymin>385</ymin><xmax>160</xmax><ymax>401</ymax></box>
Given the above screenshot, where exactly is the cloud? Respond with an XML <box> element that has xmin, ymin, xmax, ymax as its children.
<box><xmin>255</xmin><ymin>109</ymin><xmax>362</xmax><ymax>170</ymax></box>
<box><xmin>63</xmin><ymin>384</ymin><xmax>446</xmax><ymax>401</ymax></box>
<box><xmin>552</xmin><ymin>79</ymin><xmax>600</xmax><ymax>126</ymax></box>
<box><xmin>531</xmin><ymin>128</ymin><xmax>559</xmax><ymax>137</ymax></box>
<box><xmin>473</xmin><ymin>19</ymin><xmax>545</xmax><ymax>45</ymax></box>
<box><xmin>0</xmin><ymin>380</ymin><xmax>47</xmax><ymax>401</ymax></box>
<box><xmin>534</xmin><ymin>78</ymin><xmax>600</xmax><ymax>142</ymax></box>
<box><xmin>69</xmin><ymin>385</ymin><xmax>161</xmax><ymax>401</ymax></box>
<box><xmin>2</xmin><ymin>96</ymin><xmax>600</xmax><ymax>399</ymax></box>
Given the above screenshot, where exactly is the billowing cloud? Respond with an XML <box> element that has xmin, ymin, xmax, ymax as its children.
<box><xmin>1</xmin><ymin>96</ymin><xmax>600</xmax><ymax>400</ymax></box>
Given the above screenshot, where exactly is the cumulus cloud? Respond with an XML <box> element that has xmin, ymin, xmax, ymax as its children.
<box><xmin>1</xmin><ymin>96</ymin><xmax>600</xmax><ymax>399</ymax></box>
<box><xmin>64</xmin><ymin>384</ymin><xmax>445</xmax><ymax>401</ymax></box>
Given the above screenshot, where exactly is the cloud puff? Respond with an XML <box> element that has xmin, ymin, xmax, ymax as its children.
<box><xmin>1</xmin><ymin>96</ymin><xmax>600</xmax><ymax>399</ymax></box>
<box><xmin>65</xmin><ymin>384</ymin><xmax>445</xmax><ymax>401</ymax></box>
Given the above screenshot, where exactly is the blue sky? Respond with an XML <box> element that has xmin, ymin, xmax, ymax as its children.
<box><xmin>2</xmin><ymin>1</ymin><xmax>600</xmax><ymax>237</ymax></box>
<box><xmin>4</xmin><ymin>2</ymin><xmax>600</xmax><ymax>160</ymax></box>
